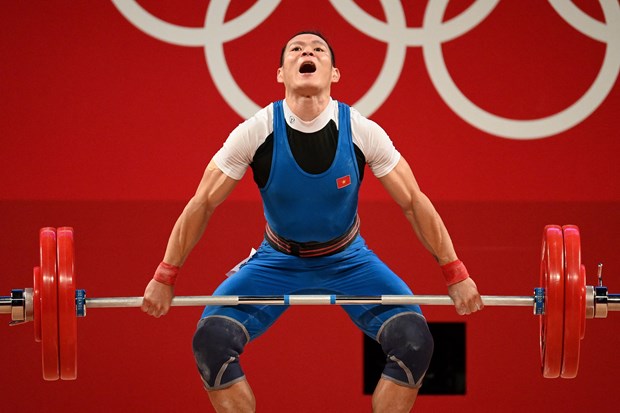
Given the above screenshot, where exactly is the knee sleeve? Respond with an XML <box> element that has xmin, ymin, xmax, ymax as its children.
<box><xmin>378</xmin><ymin>312</ymin><xmax>434</xmax><ymax>388</ymax></box>
<box><xmin>192</xmin><ymin>316</ymin><xmax>250</xmax><ymax>390</ymax></box>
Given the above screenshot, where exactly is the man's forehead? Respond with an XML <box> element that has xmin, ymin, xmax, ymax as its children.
<box><xmin>286</xmin><ymin>34</ymin><xmax>328</xmax><ymax>47</ymax></box>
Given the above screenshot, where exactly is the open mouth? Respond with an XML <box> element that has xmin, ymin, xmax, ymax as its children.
<box><xmin>299</xmin><ymin>61</ymin><xmax>316</xmax><ymax>74</ymax></box>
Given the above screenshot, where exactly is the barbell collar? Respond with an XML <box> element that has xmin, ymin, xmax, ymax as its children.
<box><xmin>4</xmin><ymin>289</ymin><xmax>34</xmax><ymax>325</ymax></box>
<box><xmin>0</xmin><ymin>296</ymin><xmax>12</xmax><ymax>315</ymax></box>
<box><xmin>586</xmin><ymin>285</ymin><xmax>595</xmax><ymax>319</ymax></box>
<box><xmin>11</xmin><ymin>289</ymin><xmax>25</xmax><ymax>316</ymax></box>
<box><xmin>594</xmin><ymin>285</ymin><xmax>609</xmax><ymax>318</ymax></box>
<box><xmin>590</xmin><ymin>278</ymin><xmax>620</xmax><ymax>317</ymax></box>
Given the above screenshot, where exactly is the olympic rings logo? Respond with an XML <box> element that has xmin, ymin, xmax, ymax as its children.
<box><xmin>111</xmin><ymin>0</ymin><xmax>619</xmax><ymax>140</ymax></box>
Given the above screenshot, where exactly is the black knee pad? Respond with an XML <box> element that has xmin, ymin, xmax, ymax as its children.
<box><xmin>378</xmin><ymin>312</ymin><xmax>434</xmax><ymax>388</ymax></box>
<box><xmin>192</xmin><ymin>316</ymin><xmax>249</xmax><ymax>390</ymax></box>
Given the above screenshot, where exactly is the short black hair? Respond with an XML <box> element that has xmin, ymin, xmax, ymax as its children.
<box><xmin>280</xmin><ymin>30</ymin><xmax>336</xmax><ymax>67</ymax></box>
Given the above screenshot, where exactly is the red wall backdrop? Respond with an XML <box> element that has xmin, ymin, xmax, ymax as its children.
<box><xmin>1</xmin><ymin>1</ymin><xmax>619</xmax><ymax>412</ymax></box>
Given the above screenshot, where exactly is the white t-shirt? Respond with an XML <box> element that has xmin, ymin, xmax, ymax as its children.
<box><xmin>213</xmin><ymin>98</ymin><xmax>401</xmax><ymax>181</ymax></box>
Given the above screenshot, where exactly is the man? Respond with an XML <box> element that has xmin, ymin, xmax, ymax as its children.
<box><xmin>141</xmin><ymin>31</ymin><xmax>483</xmax><ymax>413</ymax></box>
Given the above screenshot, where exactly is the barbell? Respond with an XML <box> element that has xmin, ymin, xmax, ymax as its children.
<box><xmin>1</xmin><ymin>225</ymin><xmax>618</xmax><ymax>381</ymax></box>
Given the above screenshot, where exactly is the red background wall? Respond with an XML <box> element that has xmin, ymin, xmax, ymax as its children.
<box><xmin>1</xmin><ymin>1</ymin><xmax>619</xmax><ymax>412</ymax></box>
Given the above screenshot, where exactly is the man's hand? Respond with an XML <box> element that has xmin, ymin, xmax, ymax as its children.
<box><xmin>447</xmin><ymin>277</ymin><xmax>484</xmax><ymax>315</ymax></box>
<box><xmin>141</xmin><ymin>279</ymin><xmax>175</xmax><ymax>318</ymax></box>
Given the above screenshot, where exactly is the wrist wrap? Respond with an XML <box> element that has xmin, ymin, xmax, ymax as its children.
<box><xmin>441</xmin><ymin>260</ymin><xmax>469</xmax><ymax>286</ymax></box>
<box><xmin>153</xmin><ymin>261</ymin><xmax>180</xmax><ymax>286</ymax></box>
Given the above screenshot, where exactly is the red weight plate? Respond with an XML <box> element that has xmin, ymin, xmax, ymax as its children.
<box><xmin>561</xmin><ymin>225</ymin><xmax>585</xmax><ymax>378</ymax></box>
<box><xmin>40</xmin><ymin>227</ymin><xmax>60</xmax><ymax>381</ymax></box>
<box><xmin>57</xmin><ymin>227</ymin><xmax>78</xmax><ymax>380</ymax></box>
<box><xmin>539</xmin><ymin>225</ymin><xmax>564</xmax><ymax>378</ymax></box>
<box><xmin>33</xmin><ymin>266</ymin><xmax>42</xmax><ymax>343</ymax></box>
<box><xmin>579</xmin><ymin>265</ymin><xmax>586</xmax><ymax>340</ymax></box>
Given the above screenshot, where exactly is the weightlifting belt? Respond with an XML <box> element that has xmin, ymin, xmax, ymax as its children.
<box><xmin>265</xmin><ymin>215</ymin><xmax>360</xmax><ymax>258</ymax></box>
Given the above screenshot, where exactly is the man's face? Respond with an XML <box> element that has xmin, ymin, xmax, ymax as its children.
<box><xmin>277</xmin><ymin>33</ymin><xmax>340</xmax><ymax>95</ymax></box>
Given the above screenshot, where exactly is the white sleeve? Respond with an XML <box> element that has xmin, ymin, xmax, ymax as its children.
<box><xmin>350</xmin><ymin>107</ymin><xmax>401</xmax><ymax>178</ymax></box>
<box><xmin>212</xmin><ymin>104</ymin><xmax>273</xmax><ymax>180</ymax></box>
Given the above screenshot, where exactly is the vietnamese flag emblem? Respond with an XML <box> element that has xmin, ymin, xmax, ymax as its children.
<box><xmin>337</xmin><ymin>175</ymin><xmax>351</xmax><ymax>189</ymax></box>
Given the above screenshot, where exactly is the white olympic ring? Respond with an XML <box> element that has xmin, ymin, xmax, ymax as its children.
<box><xmin>111</xmin><ymin>0</ymin><xmax>619</xmax><ymax>140</ymax></box>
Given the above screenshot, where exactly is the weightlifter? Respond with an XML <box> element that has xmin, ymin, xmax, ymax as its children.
<box><xmin>141</xmin><ymin>31</ymin><xmax>484</xmax><ymax>413</ymax></box>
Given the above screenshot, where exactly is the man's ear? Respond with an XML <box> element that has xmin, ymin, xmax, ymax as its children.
<box><xmin>331</xmin><ymin>67</ymin><xmax>340</xmax><ymax>83</ymax></box>
<box><xmin>277</xmin><ymin>67</ymin><xmax>284</xmax><ymax>83</ymax></box>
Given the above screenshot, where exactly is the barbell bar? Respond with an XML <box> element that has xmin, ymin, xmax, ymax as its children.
<box><xmin>85</xmin><ymin>294</ymin><xmax>536</xmax><ymax>308</ymax></box>
<box><xmin>1</xmin><ymin>225</ymin><xmax>618</xmax><ymax>382</ymax></box>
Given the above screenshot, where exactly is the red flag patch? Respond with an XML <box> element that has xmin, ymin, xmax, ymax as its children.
<box><xmin>336</xmin><ymin>175</ymin><xmax>351</xmax><ymax>189</ymax></box>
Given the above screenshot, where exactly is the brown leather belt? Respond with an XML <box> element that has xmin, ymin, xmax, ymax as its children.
<box><xmin>264</xmin><ymin>215</ymin><xmax>360</xmax><ymax>258</ymax></box>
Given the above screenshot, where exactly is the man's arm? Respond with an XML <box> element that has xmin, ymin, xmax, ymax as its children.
<box><xmin>141</xmin><ymin>159</ymin><xmax>239</xmax><ymax>317</ymax></box>
<box><xmin>378</xmin><ymin>156</ymin><xmax>483</xmax><ymax>315</ymax></box>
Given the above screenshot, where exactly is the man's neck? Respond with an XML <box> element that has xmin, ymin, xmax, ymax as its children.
<box><xmin>284</xmin><ymin>92</ymin><xmax>331</xmax><ymax>122</ymax></box>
